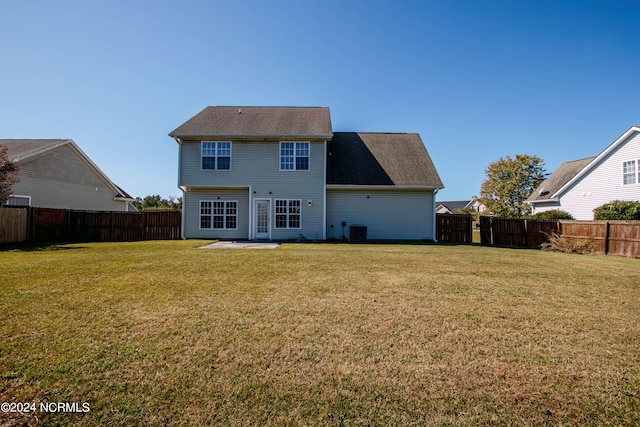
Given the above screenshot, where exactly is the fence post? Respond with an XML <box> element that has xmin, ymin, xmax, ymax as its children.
<box><xmin>110</xmin><ymin>212</ymin><xmax>115</xmax><ymax>241</ymax></box>
<box><xmin>141</xmin><ymin>211</ymin><xmax>146</xmax><ymax>240</ymax></box>
<box><xmin>480</xmin><ymin>216</ymin><xmax>492</xmax><ymax>246</ymax></box>
<box><xmin>65</xmin><ymin>209</ymin><xmax>71</xmax><ymax>241</ymax></box>
<box><xmin>604</xmin><ymin>221</ymin><xmax>610</xmax><ymax>255</ymax></box>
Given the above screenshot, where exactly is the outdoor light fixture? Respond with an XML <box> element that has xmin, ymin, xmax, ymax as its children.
<box><xmin>308</xmin><ymin>200</ymin><xmax>312</xmax><ymax>207</ymax></box>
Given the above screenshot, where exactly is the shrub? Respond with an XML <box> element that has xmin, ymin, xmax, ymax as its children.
<box><xmin>541</xmin><ymin>232</ymin><xmax>596</xmax><ymax>254</ymax></box>
<box><xmin>529</xmin><ymin>210</ymin><xmax>574</xmax><ymax>220</ymax></box>
<box><xmin>593</xmin><ymin>200</ymin><xmax>640</xmax><ymax>220</ymax></box>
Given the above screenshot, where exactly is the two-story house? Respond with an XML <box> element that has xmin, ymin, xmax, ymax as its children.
<box><xmin>527</xmin><ymin>126</ymin><xmax>640</xmax><ymax>219</ymax></box>
<box><xmin>169</xmin><ymin>106</ymin><xmax>443</xmax><ymax>241</ymax></box>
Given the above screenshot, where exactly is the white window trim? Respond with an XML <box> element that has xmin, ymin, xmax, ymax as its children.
<box><xmin>201</xmin><ymin>141</ymin><xmax>232</xmax><ymax>171</ymax></box>
<box><xmin>4</xmin><ymin>195</ymin><xmax>31</xmax><ymax>206</ymax></box>
<box><xmin>274</xmin><ymin>199</ymin><xmax>302</xmax><ymax>229</ymax></box>
<box><xmin>199</xmin><ymin>200</ymin><xmax>238</xmax><ymax>230</ymax></box>
<box><xmin>622</xmin><ymin>159</ymin><xmax>638</xmax><ymax>186</ymax></box>
<box><xmin>279</xmin><ymin>141</ymin><xmax>310</xmax><ymax>171</ymax></box>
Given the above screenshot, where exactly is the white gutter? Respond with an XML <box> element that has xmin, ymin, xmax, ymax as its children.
<box><xmin>326</xmin><ymin>185</ymin><xmax>444</xmax><ymax>191</ymax></box>
<box><xmin>432</xmin><ymin>188</ymin><xmax>439</xmax><ymax>242</ymax></box>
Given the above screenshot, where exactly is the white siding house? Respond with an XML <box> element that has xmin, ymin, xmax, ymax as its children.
<box><xmin>1</xmin><ymin>139</ymin><xmax>135</xmax><ymax>211</ymax></box>
<box><xmin>170</xmin><ymin>107</ymin><xmax>444</xmax><ymax>241</ymax></box>
<box><xmin>527</xmin><ymin>126</ymin><xmax>640</xmax><ymax>220</ymax></box>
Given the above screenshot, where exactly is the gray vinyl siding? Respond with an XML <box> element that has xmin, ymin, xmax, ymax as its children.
<box><xmin>11</xmin><ymin>144</ymin><xmax>129</xmax><ymax>211</ymax></box>
<box><xmin>180</xmin><ymin>140</ymin><xmax>326</xmax><ymax>240</ymax></box>
<box><xmin>551</xmin><ymin>132</ymin><xmax>640</xmax><ymax>220</ymax></box>
<box><xmin>326</xmin><ymin>189</ymin><xmax>435</xmax><ymax>240</ymax></box>
<box><xmin>183</xmin><ymin>188</ymin><xmax>250</xmax><ymax>239</ymax></box>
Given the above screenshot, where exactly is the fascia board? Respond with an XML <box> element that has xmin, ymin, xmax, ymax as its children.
<box><xmin>326</xmin><ymin>185</ymin><xmax>443</xmax><ymax>191</ymax></box>
<box><xmin>172</xmin><ymin>134</ymin><xmax>334</xmax><ymax>141</ymax></box>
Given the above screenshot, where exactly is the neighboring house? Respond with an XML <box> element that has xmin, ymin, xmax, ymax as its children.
<box><xmin>0</xmin><ymin>139</ymin><xmax>136</xmax><ymax>211</ymax></box>
<box><xmin>527</xmin><ymin>126</ymin><xmax>640</xmax><ymax>219</ymax></box>
<box><xmin>436</xmin><ymin>199</ymin><xmax>486</xmax><ymax>214</ymax></box>
<box><xmin>169</xmin><ymin>106</ymin><xmax>444</xmax><ymax>241</ymax></box>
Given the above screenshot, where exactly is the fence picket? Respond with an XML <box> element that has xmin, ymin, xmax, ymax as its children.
<box><xmin>0</xmin><ymin>207</ymin><xmax>181</xmax><ymax>243</ymax></box>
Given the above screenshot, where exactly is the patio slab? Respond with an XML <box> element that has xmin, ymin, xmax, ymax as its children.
<box><xmin>199</xmin><ymin>241</ymin><xmax>281</xmax><ymax>249</ymax></box>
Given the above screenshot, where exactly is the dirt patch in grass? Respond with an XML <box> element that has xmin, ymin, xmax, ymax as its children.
<box><xmin>1</xmin><ymin>241</ymin><xmax>638</xmax><ymax>425</ymax></box>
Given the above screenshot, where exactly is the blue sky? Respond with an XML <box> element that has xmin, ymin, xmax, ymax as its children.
<box><xmin>2</xmin><ymin>0</ymin><xmax>639</xmax><ymax>201</ymax></box>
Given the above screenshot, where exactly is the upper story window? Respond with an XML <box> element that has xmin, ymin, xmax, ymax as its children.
<box><xmin>280</xmin><ymin>142</ymin><xmax>309</xmax><ymax>170</ymax></box>
<box><xmin>622</xmin><ymin>160</ymin><xmax>638</xmax><ymax>185</ymax></box>
<box><xmin>202</xmin><ymin>142</ymin><xmax>231</xmax><ymax>170</ymax></box>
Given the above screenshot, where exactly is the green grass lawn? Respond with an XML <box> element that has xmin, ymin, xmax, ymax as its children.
<box><xmin>1</xmin><ymin>241</ymin><xmax>638</xmax><ymax>426</ymax></box>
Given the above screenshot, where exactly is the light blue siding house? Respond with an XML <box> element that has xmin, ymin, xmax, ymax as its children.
<box><xmin>169</xmin><ymin>106</ymin><xmax>444</xmax><ymax>241</ymax></box>
<box><xmin>1</xmin><ymin>139</ymin><xmax>135</xmax><ymax>211</ymax></box>
<box><xmin>527</xmin><ymin>126</ymin><xmax>640</xmax><ymax>220</ymax></box>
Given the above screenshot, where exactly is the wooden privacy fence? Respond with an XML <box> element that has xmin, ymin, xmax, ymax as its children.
<box><xmin>561</xmin><ymin>220</ymin><xmax>640</xmax><ymax>257</ymax></box>
<box><xmin>436</xmin><ymin>214</ymin><xmax>473</xmax><ymax>244</ymax></box>
<box><xmin>0</xmin><ymin>206</ymin><xmax>28</xmax><ymax>244</ymax></box>
<box><xmin>479</xmin><ymin>216</ymin><xmax>560</xmax><ymax>248</ymax></box>
<box><xmin>0</xmin><ymin>207</ymin><xmax>181</xmax><ymax>243</ymax></box>
<box><xmin>476</xmin><ymin>216</ymin><xmax>640</xmax><ymax>257</ymax></box>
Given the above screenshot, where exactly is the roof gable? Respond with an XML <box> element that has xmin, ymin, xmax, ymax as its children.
<box><xmin>527</xmin><ymin>156</ymin><xmax>595</xmax><ymax>202</ymax></box>
<box><xmin>0</xmin><ymin>139</ymin><xmax>71</xmax><ymax>161</ymax></box>
<box><xmin>169</xmin><ymin>106</ymin><xmax>333</xmax><ymax>140</ymax></box>
<box><xmin>436</xmin><ymin>200</ymin><xmax>472</xmax><ymax>211</ymax></box>
<box><xmin>327</xmin><ymin>132</ymin><xmax>443</xmax><ymax>187</ymax></box>
<box><xmin>0</xmin><ymin>139</ymin><xmax>133</xmax><ymax>201</ymax></box>
<box><xmin>528</xmin><ymin>126</ymin><xmax>640</xmax><ymax>203</ymax></box>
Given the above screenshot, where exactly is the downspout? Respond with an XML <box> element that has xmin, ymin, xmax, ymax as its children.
<box><xmin>248</xmin><ymin>185</ymin><xmax>253</xmax><ymax>240</ymax></box>
<box><xmin>175</xmin><ymin>137</ymin><xmax>186</xmax><ymax>240</ymax></box>
<box><xmin>432</xmin><ymin>188</ymin><xmax>439</xmax><ymax>243</ymax></box>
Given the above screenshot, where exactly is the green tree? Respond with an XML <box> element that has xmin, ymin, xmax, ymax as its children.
<box><xmin>478</xmin><ymin>154</ymin><xmax>546</xmax><ymax>218</ymax></box>
<box><xmin>132</xmin><ymin>195</ymin><xmax>182</xmax><ymax>211</ymax></box>
<box><xmin>0</xmin><ymin>145</ymin><xmax>19</xmax><ymax>205</ymax></box>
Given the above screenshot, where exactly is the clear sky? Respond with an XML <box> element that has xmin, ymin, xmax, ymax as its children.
<box><xmin>2</xmin><ymin>0</ymin><xmax>639</xmax><ymax>202</ymax></box>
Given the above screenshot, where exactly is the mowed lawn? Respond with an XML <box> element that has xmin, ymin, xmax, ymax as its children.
<box><xmin>0</xmin><ymin>241</ymin><xmax>638</xmax><ymax>426</ymax></box>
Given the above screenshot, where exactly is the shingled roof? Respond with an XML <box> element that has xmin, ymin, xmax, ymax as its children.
<box><xmin>1</xmin><ymin>139</ymin><xmax>71</xmax><ymax>161</ymax></box>
<box><xmin>327</xmin><ymin>132</ymin><xmax>443</xmax><ymax>187</ymax></box>
<box><xmin>0</xmin><ymin>139</ymin><xmax>133</xmax><ymax>200</ymax></box>
<box><xmin>169</xmin><ymin>106</ymin><xmax>333</xmax><ymax>140</ymax></box>
<box><xmin>527</xmin><ymin>156</ymin><xmax>596</xmax><ymax>202</ymax></box>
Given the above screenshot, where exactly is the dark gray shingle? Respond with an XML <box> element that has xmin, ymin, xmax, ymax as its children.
<box><xmin>169</xmin><ymin>106</ymin><xmax>333</xmax><ymax>139</ymax></box>
<box><xmin>327</xmin><ymin>132</ymin><xmax>443</xmax><ymax>187</ymax></box>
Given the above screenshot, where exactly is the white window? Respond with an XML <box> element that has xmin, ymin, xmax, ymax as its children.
<box><xmin>623</xmin><ymin>160</ymin><xmax>637</xmax><ymax>185</ymax></box>
<box><xmin>274</xmin><ymin>199</ymin><xmax>301</xmax><ymax>228</ymax></box>
<box><xmin>4</xmin><ymin>195</ymin><xmax>31</xmax><ymax>206</ymax></box>
<box><xmin>200</xmin><ymin>200</ymin><xmax>237</xmax><ymax>229</ymax></box>
<box><xmin>202</xmin><ymin>142</ymin><xmax>231</xmax><ymax>170</ymax></box>
<box><xmin>280</xmin><ymin>142</ymin><xmax>309</xmax><ymax>170</ymax></box>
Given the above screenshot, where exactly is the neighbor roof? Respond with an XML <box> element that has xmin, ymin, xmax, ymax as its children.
<box><xmin>0</xmin><ymin>139</ymin><xmax>71</xmax><ymax>161</ymax></box>
<box><xmin>437</xmin><ymin>200</ymin><xmax>472</xmax><ymax>211</ymax></box>
<box><xmin>0</xmin><ymin>139</ymin><xmax>133</xmax><ymax>201</ymax></box>
<box><xmin>169</xmin><ymin>106</ymin><xmax>333</xmax><ymax>140</ymax></box>
<box><xmin>528</xmin><ymin>126</ymin><xmax>640</xmax><ymax>204</ymax></box>
<box><xmin>527</xmin><ymin>156</ymin><xmax>596</xmax><ymax>202</ymax></box>
<box><xmin>326</xmin><ymin>132</ymin><xmax>444</xmax><ymax>187</ymax></box>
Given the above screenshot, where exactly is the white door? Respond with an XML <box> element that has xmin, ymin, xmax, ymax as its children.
<box><xmin>255</xmin><ymin>200</ymin><xmax>270</xmax><ymax>239</ymax></box>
